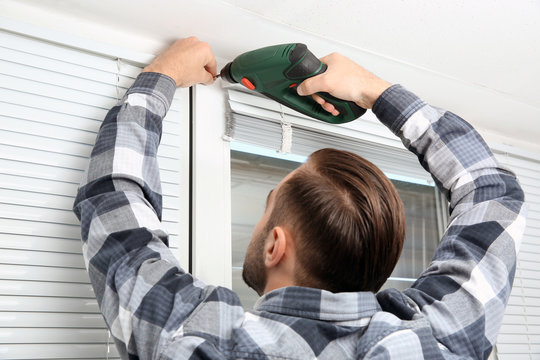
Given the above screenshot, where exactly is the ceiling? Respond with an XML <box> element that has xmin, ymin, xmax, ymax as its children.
<box><xmin>3</xmin><ymin>0</ymin><xmax>539</xmax><ymax>152</ymax></box>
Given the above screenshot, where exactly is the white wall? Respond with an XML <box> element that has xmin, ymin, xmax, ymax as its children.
<box><xmin>1</xmin><ymin>0</ymin><xmax>539</xmax><ymax>154</ymax></box>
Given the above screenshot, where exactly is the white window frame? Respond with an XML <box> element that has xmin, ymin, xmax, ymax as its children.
<box><xmin>191</xmin><ymin>79</ymin><xmax>437</xmax><ymax>288</ymax></box>
<box><xmin>191</xmin><ymin>81</ymin><xmax>232</xmax><ymax>286</ymax></box>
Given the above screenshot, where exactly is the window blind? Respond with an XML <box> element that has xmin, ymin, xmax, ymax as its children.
<box><xmin>0</xmin><ymin>29</ymin><xmax>187</xmax><ymax>359</ymax></box>
<box><xmin>225</xmin><ymin>85</ymin><xmax>447</xmax><ymax>304</ymax></box>
<box><xmin>493</xmin><ymin>150</ymin><xmax>540</xmax><ymax>358</ymax></box>
<box><xmin>224</xmin><ymin>85</ymin><xmax>434</xmax><ymax>184</ymax></box>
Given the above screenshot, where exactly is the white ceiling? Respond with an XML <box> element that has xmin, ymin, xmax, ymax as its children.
<box><xmin>3</xmin><ymin>0</ymin><xmax>539</xmax><ymax>152</ymax></box>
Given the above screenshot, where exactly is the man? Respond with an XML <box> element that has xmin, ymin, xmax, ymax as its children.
<box><xmin>73</xmin><ymin>37</ymin><xmax>526</xmax><ymax>359</ymax></box>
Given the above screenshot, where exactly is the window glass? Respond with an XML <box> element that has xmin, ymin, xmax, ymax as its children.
<box><xmin>231</xmin><ymin>148</ymin><xmax>445</xmax><ymax>309</ymax></box>
<box><xmin>380</xmin><ymin>180</ymin><xmax>442</xmax><ymax>291</ymax></box>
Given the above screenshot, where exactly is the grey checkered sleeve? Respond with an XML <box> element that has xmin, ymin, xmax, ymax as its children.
<box><xmin>73</xmin><ymin>73</ymin><xmax>211</xmax><ymax>359</ymax></box>
<box><xmin>373</xmin><ymin>85</ymin><xmax>527</xmax><ymax>359</ymax></box>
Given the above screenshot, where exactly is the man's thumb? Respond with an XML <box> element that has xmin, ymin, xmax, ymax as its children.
<box><xmin>200</xmin><ymin>69</ymin><xmax>215</xmax><ymax>85</ymax></box>
<box><xmin>296</xmin><ymin>78</ymin><xmax>316</xmax><ymax>96</ymax></box>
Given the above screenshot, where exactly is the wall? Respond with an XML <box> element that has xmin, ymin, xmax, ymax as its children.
<box><xmin>1</xmin><ymin>0</ymin><xmax>539</xmax><ymax>153</ymax></box>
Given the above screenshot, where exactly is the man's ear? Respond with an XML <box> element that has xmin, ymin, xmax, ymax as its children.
<box><xmin>264</xmin><ymin>226</ymin><xmax>289</xmax><ymax>268</ymax></box>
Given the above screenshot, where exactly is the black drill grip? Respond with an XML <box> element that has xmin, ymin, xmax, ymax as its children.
<box><xmin>285</xmin><ymin>44</ymin><xmax>366</xmax><ymax>121</ymax></box>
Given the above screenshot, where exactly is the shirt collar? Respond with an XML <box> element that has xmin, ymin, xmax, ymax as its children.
<box><xmin>253</xmin><ymin>286</ymin><xmax>381</xmax><ymax>322</ymax></box>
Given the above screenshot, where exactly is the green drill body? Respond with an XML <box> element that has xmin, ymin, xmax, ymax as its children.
<box><xmin>220</xmin><ymin>43</ymin><xmax>366</xmax><ymax>124</ymax></box>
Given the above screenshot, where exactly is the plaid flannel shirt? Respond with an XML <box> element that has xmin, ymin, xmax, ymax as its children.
<box><xmin>73</xmin><ymin>72</ymin><xmax>527</xmax><ymax>359</ymax></box>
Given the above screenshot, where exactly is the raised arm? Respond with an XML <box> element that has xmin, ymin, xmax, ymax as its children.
<box><xmin>298</xmin><ymin>54</ymin><xmax>527</xmax><ymax>359</ymax></box>
<box><xmin>73</xmin><ymin>38</ymin><xmax>217</xmax><ymax>359</ymax></box>
<box><xmin>373</xmin><ymin>85</ymin><xmax>526</xmax><ymax>359</ymax></box>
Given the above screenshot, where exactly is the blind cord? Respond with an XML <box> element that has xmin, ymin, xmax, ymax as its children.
<box><xmin>106</xmin><ymin>330</ymin><xmax>111</xmax><ymax>360</ymax></box>
<box><xmin>116</xmin><ymin>58</ymin><xmax>122</xmax><ymax>102</ymax></box>
<box><xmin>277</xmin><ymin>104</ymin><xmax>292</xmax><ymax>154</ymax></box>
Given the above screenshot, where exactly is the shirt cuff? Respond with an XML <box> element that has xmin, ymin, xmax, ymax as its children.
<box><xmin>126</xmin><ymin>72</ymin><xmax>177</xmax><ymax>117</ymax></box>
<box><xmin>372</xmin><ymin>84</ymin><xmax>426</xmax><ymax>135</ymax></box>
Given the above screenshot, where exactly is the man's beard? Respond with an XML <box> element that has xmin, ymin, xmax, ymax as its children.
<box><xmin>242</xmin><ymin>228</ymin><xmax>267</xmax><ymax>296</ymax></box>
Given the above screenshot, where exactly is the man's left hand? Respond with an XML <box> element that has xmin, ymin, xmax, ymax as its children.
<box><xmin>142</xmin><ymin>37</ymin><xmax>217</xmax><ymax>87</ymax></box>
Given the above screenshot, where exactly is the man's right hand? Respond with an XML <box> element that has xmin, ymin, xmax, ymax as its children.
<box><xmin>142</xmin><ymin>37</ymin><xmax>217</xmax><ymax>88</ymax></box>
<box><xmin>296</xmin><ymin>53</ymin><xmax>392</xmax><ymax>114</ymax></box>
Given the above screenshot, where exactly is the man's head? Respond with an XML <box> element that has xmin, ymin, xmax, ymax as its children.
<box><xmin>243</xmin><ymin>148</ymin><xmax>405</xmax><ymax>295</ymax></box>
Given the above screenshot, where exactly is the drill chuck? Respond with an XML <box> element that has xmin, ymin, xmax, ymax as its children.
<box><xmin>219</xmin><ymin>62</ymin><xmax>235</xmax><ymax>84</ymax></box>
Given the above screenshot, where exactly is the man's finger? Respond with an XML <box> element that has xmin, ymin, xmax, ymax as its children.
<box><xmin>205</xmin><ymin>55</ymin><xmax>218</xmax><ymax>78</ymax></box>
<box><xmin>297</xmin><ymin>75</ymin><xmax>324</xmax><ymax>96</ymax></box>
<box><xmin>200</xmin><ymin>70</ymin><xmax>215</xmax><ymax>85</ymax></box>
<box><xmin>312</xmin><ymin>94</ymin><xmax>340</xmax><ymax>116</ymax></box>
<box><xmin>322</xmin><ymin>101</ymin><xmax>335</xmax><ymax>114</ymax></box>
<box><xmin>312</xmin><ymin>94</ymin><xmax>325</xmax><ymax>105</ymax></box>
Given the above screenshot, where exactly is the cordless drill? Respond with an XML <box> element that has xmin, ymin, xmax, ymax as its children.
<box><xmin>219</xmin><ymin>43</ymin><xmax>366</xmax><ymax>124</ymax></box>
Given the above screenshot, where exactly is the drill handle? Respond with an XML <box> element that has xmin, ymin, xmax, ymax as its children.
<box><xmin>317</xmin><ymin>90</ymin><xmax>366</xmax><ymax>120</ymax></box>
<box><xmin>286</xmin><ymin>44</ymin><xmax>366</xmax><ymax>124</ymax></box>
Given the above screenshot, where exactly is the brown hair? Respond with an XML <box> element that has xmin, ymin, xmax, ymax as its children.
<box><xmin>267</xmin><ymin>148</ymin><xmax>405</xmax><ymax>293</ymax></box>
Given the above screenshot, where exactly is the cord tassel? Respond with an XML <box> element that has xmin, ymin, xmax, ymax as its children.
<box><xmin>278</xmin><ymin>104</ymin><xmax>292</xmax><ymax>154</ymax></box>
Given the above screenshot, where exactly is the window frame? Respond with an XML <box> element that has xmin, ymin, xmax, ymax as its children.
<box><xmin>190</xmin><ymin>82</ymin><xmax>233</xmax><ymax>287</ymax></box>
<box><xmin>191</xmin><ymin>81</ymin><xmax>443</xmax><ymax>289</ymax></box>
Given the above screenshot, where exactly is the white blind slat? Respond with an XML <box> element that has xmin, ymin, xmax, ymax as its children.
<box><xmin>0</xmin><ymin>248</ymin><xmax>84</xmax><ymax>268</ymax></box>
<box><xmin>0</xmin><ymin>280</ymin><xmax>95</xmax><ymax>298</ymax></box>
<box><xmin>0</xmin><ymin>328</ymin><xmax>113</xmax><ymax>344</ymax></box>
<box><xmin>0</xmin><ymin>234</ymin><xmax>81</xmax><ymax>253</ymax></box>
<box><xmin>0</xmin><ymin>73</ymin><xmax>119</xmax><ymax>109</ymax></box>
<box><xmin>1</xmin><ymin>218</ymin><xmax>80</xmax><ymax>239</ymax></box>
<box><xmin>0</xmin><ymin>172</ymin><xmax>79</xmax><ymax>196</ymax></box>
<box><xmin>500</xmin><ymin>323</ymin><xmax>529</xmax><ymax>335</ymax></box>
<box><xmin>497</xmin><ymin>343</ymin><xmax>539</xmax><ymax>354</ymax></box>
<box><xmin>0</xmin><ymin>296</ymin><xmax>98</xmax><ymax>313</ymax></box>
<box><xmin>0</xmin><ymin>264</ymin><xmax>89</xmax><ymax>283</ymax></box>
<box><xmin>0</xmin><ymin>187</ymin><xmax>74</xmax><ymax>209</ymax></box>
<box><xmin>0</xmin><ymin>31</ymin><xmax>128</xmax><ymax>74</ymax></box>
<box><xmin>0</xmin><ymin>343</ymin><xmax>119</xmax><ymax>359</ymax></box>
<box><xmin>0</xmin><ymin>54</ymin><xmax>133</xmax><ymax>93</ymax></box>
<box><xmin>1</xmin><ymin>203</ymin><xmax>78</xmax><ymax>225</ymax></box>
<box><xmin>0</xmin><ymin>87</ymin><xmax>108</xmax><ymax>120</ymax></box>
<box><xmin>520</xmin><ymin>242</ymin><xmax>540</xmax><ymax>256</ymax></box>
